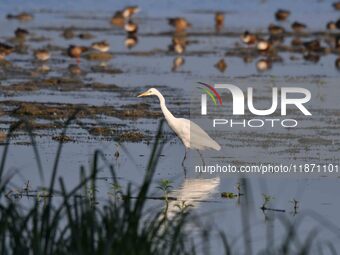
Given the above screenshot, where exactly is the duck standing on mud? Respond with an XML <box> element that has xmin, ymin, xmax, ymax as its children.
<box><xmin>275</xmin><ymin>9</ymin><xmax>290</xmax><ymax>21</ymax></box>
<box><xmin>111</xmin><ymin>11</ymin><xmax>125</xmax><ymax>27</ymax></box>
<box><xmin>327</xmin><ymin>21</ymin><xmax>337</xmax><ymax>30</ymax></box>
<box><xmin>34</xmin><ymin>49</ymin><xmax>50</xmax><ymax>61</ymax></box>
<box><xmin>7</xmin><ymin>12</ymin><xmax>33</xmax><ymax>22</ymax></box>
<box><xmin>241</xmin><ymin>31</ymin><xmax>256</xmax><ymax>46</ymax></box>
<box><xmin>215</xmin><ymin>12</ymin><xmax>224</xmax><ymax>32</ymax></box>
<box><xmin>15</xmin><ymin>28</ymin><xmax>29</xmax><ymax>40</ymax></box>
<box><xmin>335</xmin><ymin>57</ymin><xmax>340</xmax><ymax>70</ymax></box>
<box><xmin>111</xmin><ymin>6</ymin><xmax>139</xmax><ymax>27</ymax></box>
<box><xmin>67</xmin><ymin>45</ymin><xmax>88</xmax><ymax>63</ymax></box>
<box><xmin>122</xmin><ymin>6</ymin><xmax>140</xmax><ymax>19</ymax></box>
<box><xmin>168</xmin><ymin>18</ymin><xmax>191</xmax><ymax>32</ymax></box>
<box><xmin>268</xmin><ymin>24</ymin><xmax>285</xmax><ymax>35</ymax></box>
<box><xmin>214</xmin><ymin>59</ymin><xmax>227</xmax><ymax>72</ymax></box>
<box><xmin>91</xmin><ymin>41</ymin><xmax>110</xmax><ymax>52</ymax></box>
<box><xmin>333</xmin><ymin>2</ymin><xmax>340</xmax><ymax>10</ymax></box>
<box><xmin>291</xmin><ymin>22</ymin><xmax>307</xmax><ymax>33</ymax></box>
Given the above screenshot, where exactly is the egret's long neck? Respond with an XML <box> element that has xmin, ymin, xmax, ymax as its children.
<box><xmin>155</xmin><ymin>91</ymin><xmax>175</xmax><ymax>121</ymax></box>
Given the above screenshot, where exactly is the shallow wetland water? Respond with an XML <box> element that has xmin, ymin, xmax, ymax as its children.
<box><xmin>0</xmin><ymin>0</ymin><xmax>340</xmax><ymax>253</ymax></box>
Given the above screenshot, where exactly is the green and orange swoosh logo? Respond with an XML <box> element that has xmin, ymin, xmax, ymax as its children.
<box><xmin>197</xmin><ymin>82</ymin><xmax>223</xmax><ymax>106</ymax></box>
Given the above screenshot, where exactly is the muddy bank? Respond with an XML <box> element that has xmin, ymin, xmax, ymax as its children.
<box><xmin>8</xmin><ymin>101</ymin><xmax>161</xmax><ymax>120</ymax></box>
<box><xmin>0</xmin><ymin>100</ymin><xmax>161</xmax><ymax>143</ymax></box>
<box><xmin>0</xmin><ymin>77</ymin><xmax>122</xmax><ymax>93</ymax></box>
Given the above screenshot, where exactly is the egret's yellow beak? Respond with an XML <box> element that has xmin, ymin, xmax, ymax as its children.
<box><xmin>137</xmin><ymin>91</ymin><xmax>148</xmax><ymax>97</ymax></box>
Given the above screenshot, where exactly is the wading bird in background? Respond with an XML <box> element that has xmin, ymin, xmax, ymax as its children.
<box><xmin>137</xmin><ymin>88</ymin><xmax>221</xmax><ymax>173</ymax></box>
<box><xmin>91</xmin><ymin>41</ymin><xmax>110</xmax><ymax>52</ymax></box>
<box><xmin>0</xmin><ymin>42</ymin><xmax>14</xmax><ymax>60</ymax></box>
<box><xmin>34</xmin><ymin>49</ymin><xmax>50</xmax><ymax>61</ymax></box>
<box><xmin>168</xmin><ymin>17</ymin><xmax>191</xmax><ymax>32</ymax></box>
<box><xmin>67</xmin><ymin>45</ymin><xmax>88</xmax><ymax>64</ymax></box>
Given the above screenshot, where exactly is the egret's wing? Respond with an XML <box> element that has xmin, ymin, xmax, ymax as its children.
<box><xmin>177</xmin><ymin>118</ymin><xmax>221</xmax><ymax>151</ymax></box>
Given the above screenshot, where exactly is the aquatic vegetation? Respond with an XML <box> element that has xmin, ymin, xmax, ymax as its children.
<box><xmin>157</xmin><ymin>178</ymin><xmax>173</xmax><ymax>216</ymax></box>
<box><xmin>221</xmin><ymin>192</ymin><xmax>238</xmax><ymax>199</ymax></box>
<box><xmin>261</xmin><ymin>194</ymin><xmax>285</xmax><ymax>214</ymax></box>
<box><xmin>221</xmin><ymin>182</ymin><xmax>243</xmax><ymax>199</ymax></box>
<box><xmin>290</xmin><ymin>199</ymin><xmax>299</xmax><ymax>216</ymax></box>
<box><xmin>108</xmin><ymin>182</ymin><xmax>122</xmax><ymax>203</ymax></box>
<box><xmin>174</xmin><ymin>201</ymin><xmax>193</xmax><ymax>214</ymax></box>
<box><xmin>262</xmin><ymin>193</ymin><xmax>275</xmax><ymax>206</ymax></box>
<box><xmin>157</xmin><ymin>178</ymin><xmax>173</xmax><ymax>202</ymax></box>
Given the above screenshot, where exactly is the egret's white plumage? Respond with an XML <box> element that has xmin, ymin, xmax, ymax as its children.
<box><xmin>137</xmin><ymin>88</ymin><xmax>221</xmax><ymax>152</ymax></box>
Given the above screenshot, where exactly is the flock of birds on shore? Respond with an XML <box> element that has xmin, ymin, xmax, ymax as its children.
<box><xmin>239</xmin><ymin>6</ymin><xmax>340</xmax><ymax>71</ymax></box>
<box><xmin>0</xmin><ymin>3</ymin><xmax>340</xmax><ymax>73</ymax></box>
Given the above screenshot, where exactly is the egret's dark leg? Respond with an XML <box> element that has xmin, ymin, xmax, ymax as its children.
<box><xmin>197</xmin><ymin>150</ymin><xmax>205</xmax><ymax>166</ymax></box>
<box><xmin>182</xmin><ymin>148</ymin><xmax>187</xmax><ymax>177</ymax></box>
<box><xmin>182</xmin><ymin>148</ymin><xmax>187</xmax><ymax>166</ymax></box>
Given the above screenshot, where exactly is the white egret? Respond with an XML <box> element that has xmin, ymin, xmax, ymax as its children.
<box><xmin>137</xmin><ymin>88</ymin><xmax>221</xmax><ymax>167</ymax></box>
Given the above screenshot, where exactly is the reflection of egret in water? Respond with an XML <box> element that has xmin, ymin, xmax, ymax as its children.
<box><xmin>166</xmin><ymin>177</ymin><xmax>220</xmax><ymax>218</ymax></box>
<box><xmin>113</xmin><ymin>143</ymin><xmax>121</xmax><ymax>169</ymax></box>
